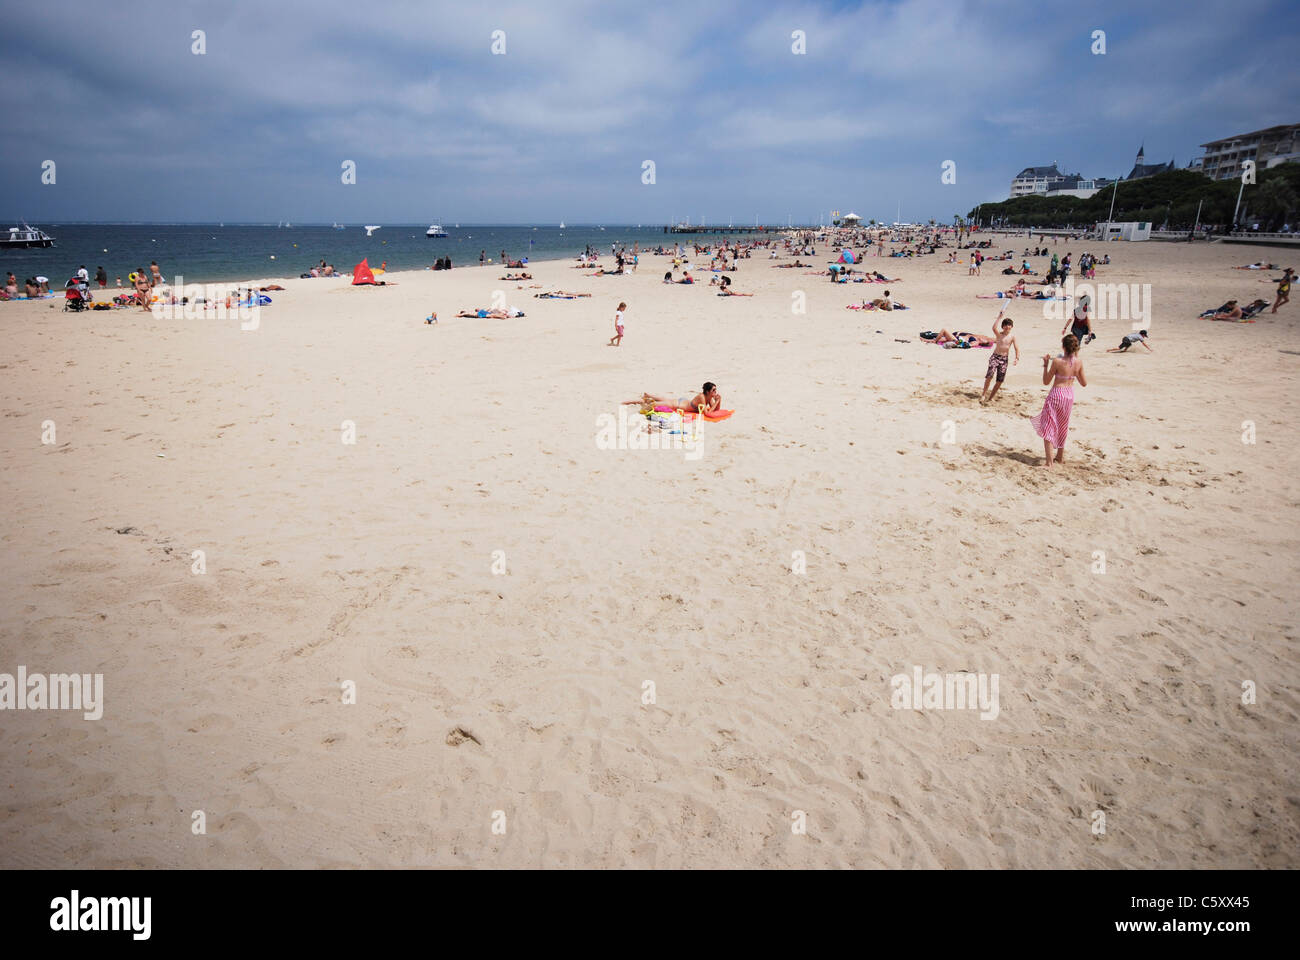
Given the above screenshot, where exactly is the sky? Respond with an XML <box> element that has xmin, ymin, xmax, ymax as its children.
<box><xmin>3</xmin><ymin>0</ymin><xmax>1296</xmax><ymax>225</ymax></box>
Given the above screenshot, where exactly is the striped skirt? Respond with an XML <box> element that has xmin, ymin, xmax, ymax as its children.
<box><xmin>1031</xmin><ymin>385</ymin><xmax>1073</xmax><ymax>448</ymax></box>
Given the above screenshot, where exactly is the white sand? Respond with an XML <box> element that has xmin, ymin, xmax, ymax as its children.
<box><xmin>1</xmin><ymin>239</ymin><xmax>1296</xmax><ymax>867</ymax></box>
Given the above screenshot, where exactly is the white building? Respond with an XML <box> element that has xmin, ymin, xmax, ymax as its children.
<box><xmin>1010</xmin><ymin>163</ymin><xmax>1076</xmax><ymax>197</ymax></box>
<box><xmin>1097</xmin><ymin>221</ymin><xmax>1152</xmax><ymax>242</ymax></box>
<box><xmin>1196</xmin><ymin>123</ymin><xmax>1300</xmax><ymax>181</ymax></box>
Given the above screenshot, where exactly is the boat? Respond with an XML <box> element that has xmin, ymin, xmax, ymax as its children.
<box><xmin>426</xmin><ymin>223</ymin><xmax>448</xmax><ymax>238</ymax></box>
<box><xmin>2</xmin><ymin>223</ymin><xmax>55</xmax><ymax>248</ymax></box>
<box><xmin>364</xmin><ymin>225</ymin><xmax>381</xmax><ymax>237</ymax></box>
<box><xmin>559</xmin><ymin>221</ymin><xmax>565</xmax><ymax>229</ymax></box>
<box><xmin>332</xmin><ymin>222</ymin><xmax>345</xmax><ymax>230</ymax></box>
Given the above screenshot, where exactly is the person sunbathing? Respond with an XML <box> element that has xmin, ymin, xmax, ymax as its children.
<box><xmin>623</xmin><ymin>382</ymin><xmax>722</xmax><ymax>414</ymax></box>
<box><xmin>934</xmin><ymin>328</ymin><xmax>994</xmax><ymax>347</ymax></box>
<box><xmin>502</xmin><ymin>272</ymin><xmax>532</xmax><ymax>280</ymax></box>
<box><xmin>457</xmin><ymin>307</ymin><xmax>524</xmax><ymax>318</ymax></box>
<box><xmin>1234</xmin><ymin>262</ymin><xmax>1277</xmax><ymax>270</ymax></box>
<box><xmin>717</xmin><ymin>287</ymin><xmax>753</xmax><ymax>296</ymax></box>
<box><xmin>1207</xmin><ymin>300</ymin><xmax>1242</xmax><ymax>321</ymax></box>
<box><xmin>534</xmin><ymin>291</ymin><xmax>591</xmax><ymax>298</ymax></box>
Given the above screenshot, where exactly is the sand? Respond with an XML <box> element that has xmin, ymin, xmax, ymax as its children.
<box><xmin>1</xmin><ymin>238</ymin><xmax>1296</xmax><ymax>868</ymax></box>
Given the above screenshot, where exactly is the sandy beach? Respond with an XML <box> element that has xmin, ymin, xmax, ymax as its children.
<box><xmin>1</xmin><ymin>238</ymin><xmax>1296</xmax><ymax>868</ymax></box>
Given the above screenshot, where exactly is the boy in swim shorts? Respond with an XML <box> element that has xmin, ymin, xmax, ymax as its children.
<box><xmin>608</xmin><ymin>301</ymin><xmax>627</xmax><ymax>346</ymax></box>
<box><xmin>980</xmin><ymin>310</ymin><xmax>1019</xmax><ymax>404</ymax></box>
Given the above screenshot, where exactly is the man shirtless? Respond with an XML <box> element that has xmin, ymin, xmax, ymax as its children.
<box><xmin>981</xmin><ymin>311</ymin><xmax>1019</xmax><ymax>403</ymax></box>
<box><xmin>624</xmin><ymin>382</ymin><xmax>722</xmax><ymax>414</ymax></box>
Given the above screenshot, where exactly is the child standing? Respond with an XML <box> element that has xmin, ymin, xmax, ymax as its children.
<box><xmin>1032</xmin><ymin>334</ymin><xmax>1087</xmax><ymax>468</ymax></box>
<box><xmin>980</xmin><ymin>310</ymin><xmax>1019</xmax><ymax>404</ymax></box>
<box><xmin>608</xmin><ymin>301</ymin><xmax>627</xmax><ymax>346</ymax></box>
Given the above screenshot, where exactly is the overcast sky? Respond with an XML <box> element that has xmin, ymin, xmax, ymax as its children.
<box><xmin>4</xmin><ymin>0</ymin><xmax>1296</xmax><ymax>225</ymax></box>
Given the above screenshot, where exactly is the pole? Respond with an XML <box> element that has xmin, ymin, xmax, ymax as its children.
<box><xmin>1190</xmin><ymin>198</ymin><xmax>1203</xmax><ymax>241</ymax></box>
<box><xmin>1232</xmin><ymin>177</ymin><xmax>1246</xmax><ymax>232</ymax></box>
<box><xmin>1107</xmin><ymin>177</ymin><xmax>1119</xmax><ymax>226</ymax></box>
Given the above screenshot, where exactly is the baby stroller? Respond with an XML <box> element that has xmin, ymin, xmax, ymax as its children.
<box><xmin>63</xmin><ymin>277</ymin><xmax>91</xmax><ymax>311</ymax></box>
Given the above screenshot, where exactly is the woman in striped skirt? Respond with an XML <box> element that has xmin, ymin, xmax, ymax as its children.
<box><xmin>1032</xmin><ymin>334</ymin><xmax>1087</xmax><ymax>468</ymax></box>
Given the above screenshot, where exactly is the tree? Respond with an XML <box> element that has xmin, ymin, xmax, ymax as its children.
<box><xmin>1254</xmin><ymin>179</ymin><xmax>1299</xmax><ymax>230</ymax></box>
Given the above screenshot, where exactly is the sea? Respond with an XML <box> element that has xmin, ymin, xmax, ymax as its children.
<box><xmin>3</xmin><ymin>223</ymin><xmax>774</xmax><ymax>285</ymax></box>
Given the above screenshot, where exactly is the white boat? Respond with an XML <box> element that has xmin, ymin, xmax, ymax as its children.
<box><xmin>332</xmin><ymin>222</ymin><xmax>345</xmax><ymax>230</ymax></box>
<box><xmin>364</xmin><ymin>225</ymin><xmax>381</xmax><ymax>236</ymax></box>
<box><xmin>426</xmin><ymin>224</ymin><xmax>448</xmax><ymax>238</ymax></box>
<box><xmin>559</xmin><ymin>221</ymin><xmax>565</xmax><ymax>229</ymax></box>
<box><xmin>2</xmin><ymin>223</ymin><xmax>55</xmax><ymax>248</ymax></box>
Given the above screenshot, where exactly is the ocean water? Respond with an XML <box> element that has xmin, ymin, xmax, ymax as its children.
<box><xmin>2</xmin><ymin>223</ymin><xmax>773</xmax><ymax>285</ymax></box>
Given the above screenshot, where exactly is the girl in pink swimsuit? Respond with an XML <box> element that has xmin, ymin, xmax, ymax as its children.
<box><xmin>1032</xmin><ymin>334</ymin><xmax>1087</xmax><ymax>468</ymax></box>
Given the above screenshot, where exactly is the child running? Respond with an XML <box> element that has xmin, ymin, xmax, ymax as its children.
<box><xmin>1031</xmin><ymin>334</ymin><xmax>1087</xmax><ymax>468</ymax></box>
<box><xmin>608</xmin><ymin>301</ymin><xmax>627</xmax><ymax>346</ymax></box>
<box><xmin>980</xmin><ymin>310</ymin><xmax>1019</xmax><ymax>404</ymax></box>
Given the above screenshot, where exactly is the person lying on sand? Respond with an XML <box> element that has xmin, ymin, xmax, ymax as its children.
<box><xmin>717</xmin><ymin>287</ymin><xmax>753</xmax><ymax>296</ymax></box>
<box><xmin>1234</xmin><ymin>262</ymin><xmax>1277</xmax><ymax>270</ymax></box>
<box><xmin>772</xmin><ymin>261</ymin><xmax>809</xmax><ymax>268</ymax></box>
<box><xmin>1208</xmin><ymin>300</ymin><xmax>1242</xmax><ymax>321</ymax></box>
<box><xmin>457</xmin><ymin>307</ymin><xmax>524</xmax><ymax>318</ymax></box>
<box><xmin>534</xmin><ymin>291</ymin><xmax>591</xmax><ymax>298</ymax></box>
<box><xmin>502</xmin><ymin>273</ymin><xmax>532</xmax><ymax>280</ymax></box>
<box><xmin>623</xmin><ymin>382</ymin><xmax>722</xmax><ymax>414</ymax></box>
<box><xmin>934</xmin><ymin>328</ymin><xmax>994</xmax><ymax>347</ymax></box>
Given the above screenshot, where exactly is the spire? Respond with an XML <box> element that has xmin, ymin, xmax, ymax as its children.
<box><xmin>1137</xmin><ymin>143</ymin><xmax>1145</xmax><ymax>162</ymax></box>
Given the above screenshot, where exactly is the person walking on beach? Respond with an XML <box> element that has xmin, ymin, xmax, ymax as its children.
<box><xmin>480</xmin><ymin>250</ymin><xmax>486</xmax><ymax>267</ymax></box>
<box><xmin>608</xmin><ymin>301</ymin><xmax>627</xmax><ymax>347</ymax></box>
<box><xmin>1269</xmin><ymin>268</ymin><xmax>1293</xmax><ymax>313</ymax></box>
<box><xmin>980</xmin><ymin>310</ymin><xmax>1019</xmax><ymax>404</ymax></box>
<box><xmin>1031</xmin><ymin>334</ymin><xmax>1087</xmax><ymax>468</ymax></box>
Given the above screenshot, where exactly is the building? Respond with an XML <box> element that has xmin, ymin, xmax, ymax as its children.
<box><xmin>1010</xmin><ymin>163</ymin><xmax>1077</xmax><ymax>197</ymax></box>
<box><xmin>1195</xmin><ymin>123</ymin><xmax>1300</xmax><ymax>181</ymax></box>
<box><xmin>1125</xmin><ymin>144</ymin><xmax>1175</xmax><ymax>181</ymax></box>
<box><xmin>1097</xmin><ymin>221</ymin><xmax>1152</xmax><ymax>242</ymax></box>
<box><xmin>1045</xmin><ymin>177</ymin><xmax>1114</xmax><ymax>200</ymax></box>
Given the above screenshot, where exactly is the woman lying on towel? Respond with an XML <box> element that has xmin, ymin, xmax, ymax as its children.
<box><xmin>623</xmin><ymin>382</ymin><xmax>722</xmax><ymax>414</ymax></box>
<box><xmin>502</xmin><ymin>273</ymin><xmax>532</xmax><ymax>280</ymax></box>
<box><xmin>534</xmin><ymin>291</ymin><xmax>591</xmax><ymax>298</ymax></box>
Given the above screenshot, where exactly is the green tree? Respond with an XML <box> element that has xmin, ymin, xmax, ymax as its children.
<box><xmin>1253</xmin><ymin>179</ymin><xmax>1299</xmax><ymax>230</ymax></box>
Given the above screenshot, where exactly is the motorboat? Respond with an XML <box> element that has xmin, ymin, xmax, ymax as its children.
<box><xmin>364</xmin><ymin>225</ymin><xmax>381</xmax><ymax>237</ymax></box>
<box><xmin>426</xmin><ymin>224</ymin><xmax>448</xmax><ymax>238</ymax></box>
<box><xmin>2</xmin><ymin>223</ymin><xmax>55</xmax><ymax>248</ymax></box>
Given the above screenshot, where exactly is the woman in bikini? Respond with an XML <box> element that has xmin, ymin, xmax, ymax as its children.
<box><xmin>623</xmin><ymin>382</ymin><xmax>722</xmax><ymax>414</ymax></box>
<box><xmin>1032</xmin><ymin>334</ymin><xmax>1087</xmax><ymax>468</ymax></box>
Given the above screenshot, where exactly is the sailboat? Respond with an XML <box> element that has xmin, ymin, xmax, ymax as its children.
<box><xmin>559</xmin><ymin>220</ymin><xmax>565</xmax><ymax>229</ymax></box>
